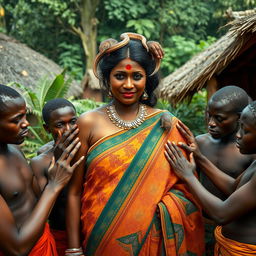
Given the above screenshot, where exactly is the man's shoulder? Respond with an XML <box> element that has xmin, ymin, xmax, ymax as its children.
<box><xmin>196</xmin><ymin>133</ymin><xmax>211</xmax><ymax>143</ymax></box>
<box><xmin>32</xmin><ymin>148</ymin><xmax>53</xmax><ymax>162</ymax></box>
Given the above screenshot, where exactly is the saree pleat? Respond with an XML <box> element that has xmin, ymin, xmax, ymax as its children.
<box><xmin>81</xmin><ymin>112</ymin><xmax>205</xmax><ymax>256</ymax></box>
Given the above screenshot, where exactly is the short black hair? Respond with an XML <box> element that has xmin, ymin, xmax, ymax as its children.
<box><xmin>247</xmin><ymin>100</ymin><xmax>256</xmax><ymax>122</ymax></box>
<box><xmin>42</xmin><ymin>98</ymin><xmax>76</xmax><ymax>124</ymax></box>
<box><xmin>98</xmin><ymin>39</ymin><xmax>159</xmax><ymax>107</ymax></box>
<box><xmin>210</xmin><ymin>85</ymin><xmax>249</xmax><ymax>114</ymax></box>
<box><xmin>0</xmin><ymin>84</ymin><xmax>23</xmax><ymax>112</ymax></box>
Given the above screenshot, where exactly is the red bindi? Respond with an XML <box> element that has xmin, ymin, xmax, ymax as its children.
<box><xmin>125</xmin><ymin>64</ymin><xmax>132</xmax><ymax>70</ymax></box>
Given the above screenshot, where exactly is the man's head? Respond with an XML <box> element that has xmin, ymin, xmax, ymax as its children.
<box><xmin>42</xmin><ymin>98</ymin><xmax>77</xmax><ymax>142</ymax></box>
<box><xmin>236</xmin><ymin>101</ymin><xmax>256</xmax><ymax>154</ymax></box>
<box><xmin>0</xmin><ymin>84</ymin><xmax>29</xmax><ymax>144</ymax></box>
<box><xmin>206</xmin><ymin>85</ymin><xmax>249</xmax><ymax>139</ymax></box>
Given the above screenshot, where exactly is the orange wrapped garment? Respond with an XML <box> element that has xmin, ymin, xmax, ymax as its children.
<box><xmin>0</xmin><ymin>223</ymin><xmax>58</xmax><ymax>256</ymax></box>
<box><xmin>81</xmin><ymin>112</ymin><xmax>205</xmax><ymax>256</ymax></box>
<box><xmin>51</xmin><ymin>229</ymin><xmax>68</xmax><ymax>256</ymax></box>
<box><xmin>214</xmin><ymin>226</ymin><xmax>256</xmax><ymax>256</ymax></box>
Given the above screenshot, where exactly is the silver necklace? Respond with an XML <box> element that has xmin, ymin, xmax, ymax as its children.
<box><xmin>106</xmin><ymin>103</ymin><xmax>147</xmax><ymax>129</ymax></box>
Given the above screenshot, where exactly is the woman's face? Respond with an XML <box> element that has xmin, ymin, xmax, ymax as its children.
<box><xmin>109</xmin><ymin>58</ymin><xmax>146</xmax><ymax>105</ymax></box>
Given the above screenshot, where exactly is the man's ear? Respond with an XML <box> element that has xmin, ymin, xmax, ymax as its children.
<box><xmin>43</xmin><ymin>124</ymin><xmax>50</xmax><ymax>133</ymax></box>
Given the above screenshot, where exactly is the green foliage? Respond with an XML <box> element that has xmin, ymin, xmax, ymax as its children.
<box><xmin>157</xmin><ymin>90</ymin><xmax>207</xmax><ymax>136</ymax></box>
<box><xmin>2</xmin><ymin>0</ymin><xmax>255</xmax><ymax>86</ymax></box>
<box><xmin>104</xmin><ymin>0</ymin><xmax>148</xmax><ymax>21</ymax></box>
<box><xmin>31</xmin><ymin>0</ymin><xmax>78</xmax><ymax>26</ymax></box>
<box><xmin>157</xmin><ymin>0</ymin><xmax>211</xmax><ymax>40</ymax></box>
<box><xmin>58</xmin><ymin>42</ymin><xmax>84</xmax><ymax>80</ymax></box>
<box><xmin>8</xmin><ymin>71</ymin><xmax>72</xmax><ymax>158</ymax></box>
<box><xmin>126</xmin><ymin>19</ymin><xmax>155</xmax><ymax>39</ymax></box>
<box><xmin>71</xmin><ymin>98</ymin><xmax>104</xmax><ymax>116</ymax></box>
<box><xmin>161</xmin><ymin>36</ymin><xmax>216</xmax><ymax>75</ymax></box>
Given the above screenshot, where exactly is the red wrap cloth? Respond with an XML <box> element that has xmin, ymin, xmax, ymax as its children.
<box><xmin>0</xmin><ymin>223</ymin><xmax>58</xmax><ymax>255</ymax></box>
<box><xmin>51</xmin><ymin>229</ymin><xmax>68</xmax><ymax>256</ymax></box>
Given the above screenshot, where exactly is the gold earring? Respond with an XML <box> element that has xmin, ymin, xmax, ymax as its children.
<box><xmin>142</xmin><ymin>91</ymin><xmax>148</xmax><ymax>100</ymax></box>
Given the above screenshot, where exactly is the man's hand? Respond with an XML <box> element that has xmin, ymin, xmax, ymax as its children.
<box><xmin>54</xmin><ymin>125</ymin><xmax>79</xmax><ymax>161</ymax></box>
<box><xmin>165</xmin><ymin>141</ymin><xmax>196</xmax><ymax>181</ymax></box>
<box><xmin>176</xmin><ymin>121</ymin><xmax>201</xmax><ymax>158</ymax></box>
<box><xmin>48</xmin><ymin>137</ymin><xmax>84</xmax><ymax>190</ymax></box>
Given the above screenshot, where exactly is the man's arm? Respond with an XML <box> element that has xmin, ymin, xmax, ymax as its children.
<box><xmin>30</xmin><ymin>156</ymin><xmax>49</xmax><ymax>192</ymax></box>
<box><xmin>165</xmin><ymin>142</ymin><xmax>256</xmax><ymax>225</ymax></box>
<box><xmin>176</xmin><ymin>121</ymin><xmax>237</xmax><ymax>195</ymax></box>
<box><xmin>0</xmin><ymin>136</ymin><xmax>83</xmax><ymax>255</ymax></box>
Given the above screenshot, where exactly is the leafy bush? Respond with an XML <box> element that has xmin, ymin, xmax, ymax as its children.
<box><xmin>71</xmin><ymin>98</ymin><xmax>103</xmax><ymax>116</ymax></box>
<box><xmin>58</xmin><ymin>42</ymin><xmax>84</xmax><ymax>81</ymax></box>
<box><xmin>157</xmin><ymin>90</ymin><xmax>207</xmax><ymax>136</ymax></box>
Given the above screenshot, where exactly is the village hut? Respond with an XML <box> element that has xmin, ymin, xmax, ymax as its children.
<box><xmin>159</xmin><ymin>10</ymin><xmax>256</xmax><ymax>105</ymax></box>
<box><xmin>0</xmin><ymin>33</ymin><xmax>83</xmax><ymax>97</ymax></box>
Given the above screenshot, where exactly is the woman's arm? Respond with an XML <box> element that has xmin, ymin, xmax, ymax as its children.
<box><xmin>176</xmin><ymin>121</ymin><xmax>237</xmax><ymax>195</ymax></box>
<box><xmin>0</xmin><ymin>138</ymin><xmax>84</xmax><ymax>255</ymax></box>
<box><xmin>66</xmin><ymin>116</ymin><xmax>91</xmax><ymax>251</ymax></box>
<box><xmin>165</xmin><ymin>142</ymin><xmax>256</xmax><ymax>225</ymax></box>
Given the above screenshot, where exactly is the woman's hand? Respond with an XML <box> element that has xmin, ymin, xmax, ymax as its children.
<box><xmin>160</xmin><ymin>113</ymin><xmax>172</xmax><ymax>130</ymax></box>
<box><xmin>176</xmin><ymin>121</ymin><xmax>201</xmax><ymax>158</ymax></box>
<box><xmin>48</xmin><ymin>137</ymin><xmax>84</xmax><ymax>191</ymax></box>
<box><xmin>165</xmin><ymin>141</ymin><xmax>196</xmax><ymax>181</ymax></box>
<box><xmin>147</xmin><ymin>41</ymin><xmax>164</xmax><ymax>59</ymax></box>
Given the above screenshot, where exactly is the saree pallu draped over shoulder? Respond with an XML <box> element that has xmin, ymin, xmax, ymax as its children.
<box><xmin>81</xmin><ymin>111</ymin><xmax>205</xmax><ymax>256</ymax></box>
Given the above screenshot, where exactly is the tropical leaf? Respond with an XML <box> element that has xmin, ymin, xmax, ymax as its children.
<box><xmin>8</xmin><ymin>82</ymin><xmax>41</xmax><ymax>115</ymax></box>
<box><xmin>44</xmin><ymin>70</ymin><xmax>71</xmax><ymax>103</ymax></box>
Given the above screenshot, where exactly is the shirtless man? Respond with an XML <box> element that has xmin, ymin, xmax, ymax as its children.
<box><xmin>193</xmin><ymin>86</ymin><xmax>254</xmax><ymax>254</ymax></box>
<box><xmin>30</xmin><ymin>98</ymin><xmax>78</xmax><ymax>255</ymax></box>
<box><xmin>0</xmin><ymin>84</ymin><xmax>83</xmax><ymax>255</ymax></box>
<box><xmin>197</xmin><ymin>86</ymin><xmax>253</xmax><ymax>200</ymax></box>
<box><xmin>165</xmin><ymin>100</ymin><xmax>256</xmax><ymax>255</ymax></box>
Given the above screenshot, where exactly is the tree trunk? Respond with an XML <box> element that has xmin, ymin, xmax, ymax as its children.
<box><xmin>80</xmin><ymin>0</ymin><xmax>99</xmax><ymax>70</ymax></box>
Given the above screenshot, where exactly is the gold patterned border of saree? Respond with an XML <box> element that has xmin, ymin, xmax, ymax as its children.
<box><xmin>81</xmin><ymin>112</ymin><xmax>205</xmax><ymax>256</ymax></box>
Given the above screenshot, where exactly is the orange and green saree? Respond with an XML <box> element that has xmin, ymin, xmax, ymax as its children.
<box><xmin>81</xmin><ymin>111</ymin><xmax>205</xmax><ymax>256</ymax></box>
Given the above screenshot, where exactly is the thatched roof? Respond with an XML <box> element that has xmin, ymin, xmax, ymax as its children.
<box><xmin>0</xmin><ymin>33</ymin><xmax>83</xmax><ymax>97</ymax></box>
<box><xmin>225</xmin><ymin>8</ymin><xmax>256</xmax><ymax>19</ymax></box>
<box><xmin>159</xmin><ymin>12</ymin><xmax>256</xmax><ymax>105</ymax></box>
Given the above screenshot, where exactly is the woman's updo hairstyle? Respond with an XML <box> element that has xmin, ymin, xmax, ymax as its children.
<box><xmin>94</xmin><ymin>33</ymin><xmax>161</xmax><ymax>107</ymax></box>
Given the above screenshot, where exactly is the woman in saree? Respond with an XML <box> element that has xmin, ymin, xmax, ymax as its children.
<box><xmin>65</xmin><ymin>32</ymin><xmax>205</xmax><ymax>256</ymax></box>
